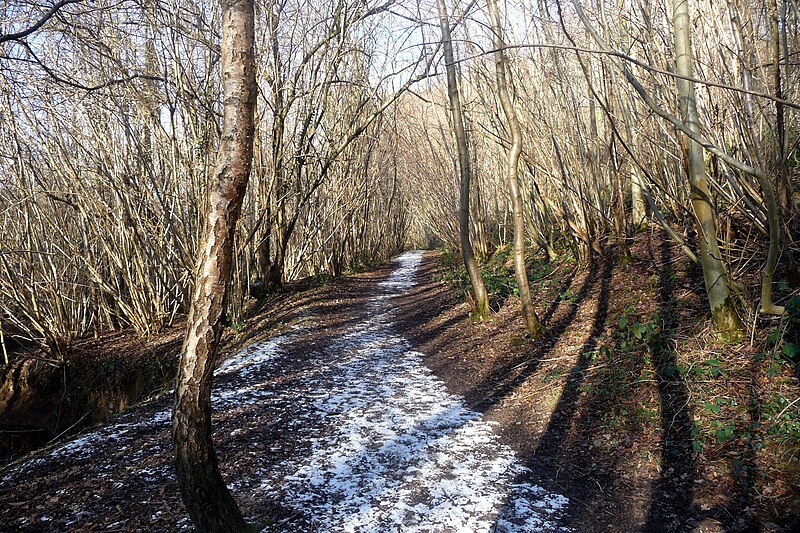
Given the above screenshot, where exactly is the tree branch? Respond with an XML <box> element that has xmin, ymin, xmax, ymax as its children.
<box><xmin>0</xmin><ymin>0</ymin><xmax>84</xmax><ymax>44</ymax></box>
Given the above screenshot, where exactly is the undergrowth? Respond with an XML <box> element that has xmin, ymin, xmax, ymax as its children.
<box><xmin>434</xmin><ymin>244</ymin><xmax>556</xmax><ymax>310</ymax></box>
<box><xmin>433</xmin><ymin>241</ymin><xmax>800</xmax><ymax>522</ymax></box>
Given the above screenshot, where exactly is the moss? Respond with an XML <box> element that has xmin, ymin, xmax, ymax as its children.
<box><xmin>472</xmin><ymin>300</ymin><xmax>491</xmax><ymax>321</ymax></box>
<box><xmin>711</xmin><ymin>296</ymin><xmax>745</xmax><ymax>342</ymax></box>
<box><xmin>526</xmin><ymin>320</ymin><xmax>546</xmax><ymax>340</ymax></box>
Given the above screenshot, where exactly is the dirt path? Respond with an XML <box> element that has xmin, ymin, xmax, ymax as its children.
<box><xmin>0</xmin><ymin>251</ymin><xmax>569</xmax><ymax>532</ymax></box>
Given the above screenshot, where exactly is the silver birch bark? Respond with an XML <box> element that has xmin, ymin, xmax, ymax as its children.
<box><xmin>171</xmin><ymin>0</ymin><xmax>256</xmax><ymax>530</ymax></box>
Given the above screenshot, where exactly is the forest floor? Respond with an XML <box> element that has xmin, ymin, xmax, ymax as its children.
<box><xmin>1</xmin><ymin>232</ymin><xmax>799</xmax><ymax>532</ymax></box>
<box><xmin>397</xmin><ymin>236</ymin><xmax>800</xmax><ymax>533</ymax></box>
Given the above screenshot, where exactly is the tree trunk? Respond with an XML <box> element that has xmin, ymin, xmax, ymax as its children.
<box><xmin>627</xmin><ymin>109</ymin><xmax>647</xmax><ymax>229</ymax></box>
<box><xmin>487</xmin><ymin>0</ymin><xmax>545</xmax><ymax>338</ymax></box>
<box><xmin>261</xmin><ymin>2</ymin><xmax>285</xmax><ymax>292</ymax></box>
<box><xmin>726</xmin><ymin>0</ymin><xmax>784</xmax><ymax>315</ymax></box>
<box><xmin>772</xmin><ymin>0</ymin><xmax>800</xmax><ymax>288</ymax></box>
<box><xmin>631</xmin><ymin>167</ymin><xmax>647</xmax><ymax>228</ymax></box>
<box><xmin>772</xmin><ymin>0</ymin><xmax>790</xmax><ymax>213</ymax></box>
<box><xmin>672</xmin><ymin>0</ymin><xmax>743</xmax><ymax>339</ymax></box>
<box><xmin>436</xmin><ymin>0</ymin><xmax>490</xmax><ymax>319</ymax></box>
<box><xmin>171</xmin><ymin>0</ymin><xmax>256</xmax><ymax>530</ymax></box>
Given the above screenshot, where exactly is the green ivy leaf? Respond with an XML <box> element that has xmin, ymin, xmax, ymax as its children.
<box><xmin>782</xmin><ymin>342</ymin><xmax>800</xmax><ymax>359</ymax></box>
<box><xmin>767</xmin><ymin>328</ymin><xmax>781</xmax><ymax>346</ymax></box>
<box><xmin>715</xmin><ymin>425</ymin><xmax>734</xmax><ymax>442</ymax></box>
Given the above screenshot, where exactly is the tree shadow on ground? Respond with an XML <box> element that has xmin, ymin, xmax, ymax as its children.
<box><xmin>501</xmin><ymin>259</ymin><xmax>617</xmax><ymax>529</ymax></box>
<box><xmin>687</xmin><ymin>357</ymin><xmax>764</xmax><ymax>533</ymax></box>
<box><xmin>643</xmin><ymin>235</ymin><xmax>776</xmax><ymax>532</ymax></box>
<box><xmin>463</xmin><ymin>261</ymin><xmax>600</xmax><ymax>412</ymax></box>
<box><xmin>542</xmin><ymin>264</ymin><xmax>579</xmax><ymax>323</ymax></box>
<box><xmin>642</xmin><ymin>235</ymin><xmax>698</xmax><ymax>532</ymax></box>
<box><xmin>231</xmin><ymin>267</ymin><xmax>401</xmax><ymax>355</ymax></box>
<box><xmin>391</xmin><ymin>263</ymin><xmax>477</xmax><ymax>359</ymax></box>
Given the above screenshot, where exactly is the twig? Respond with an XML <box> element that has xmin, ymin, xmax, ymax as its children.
<box><xmin>0</xmin><ymin>319</ymin><xmax>8</xmax><ymax>366</ymax></box>
<box><xmin>47</xmin><ymin>412</ymin><xmax>89</xmax><ymax>445</ymax></box>
<box><xmin>774</xmin><ymin>397</ymin><xmax>800</xmax><ymax>421</ymax></box>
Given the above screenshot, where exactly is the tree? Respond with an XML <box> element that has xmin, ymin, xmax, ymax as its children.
<box><xmin>171</xmin><ymin>0</ymin><xmax>256</xmax><ymax>530</ymax></box>
<box><xmin>487</xmin><ymin>0</ymin><xmax>545</xmax><ymax>338</ymax></box>
<box><xmin>566</xmin><ymin>0</ymin><xmax>751</xmax><ymax>339</ymax></box>
<box><xmin>726</xmin><ymin>0</ymin><xmax>785</xmax><ymax>315</ymax></box>
<box><xmin>436</xmin><ymin>0</ymin><xmax>490</xmax><ymax>319</ymax></box>
<box><xmin>672</xmin><ymin>0</ymin><xmax>744</xmax><ymax>338</ymax></box>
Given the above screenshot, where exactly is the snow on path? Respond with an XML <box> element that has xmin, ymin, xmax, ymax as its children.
<box><xmin>0</xmin><ymin>251</ymin><xmax>570</xmax><ymax>532</ymax></box>
<box><xmin>248</xmin><ymin>251</ymin><xmax>570</xmax><ymax>532</ymax></box>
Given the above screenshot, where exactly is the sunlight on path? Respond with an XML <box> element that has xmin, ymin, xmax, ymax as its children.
<box><xmin>251</xmin><ymin>251</ymin><xmax>570</xmax><ymax>532</ymax></box>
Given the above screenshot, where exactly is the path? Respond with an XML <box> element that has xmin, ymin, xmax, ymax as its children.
<box><xmin>1</xmin><ymin>251</ymin><xmax>569</xmax><ymax>531</ymax></box>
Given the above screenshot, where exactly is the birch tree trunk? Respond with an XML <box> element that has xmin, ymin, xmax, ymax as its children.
<box><xmin>672</xmin><ymin>0</ymin><xmax>744</xmax><ymax>339</ymax></box>
<box><xmin>436</xmin><ymin>0</ymin><xmax>490</xmax><ymax>319</ymax></box>
<box><xmin>171</xmin><ymin>0</ymin><xmax>256</xmax><ymax>530</ymax></box>
<box><xmin>487</xmin><ymin>0</ymin><xmax>545</xmax><ymax>338</ymax></box>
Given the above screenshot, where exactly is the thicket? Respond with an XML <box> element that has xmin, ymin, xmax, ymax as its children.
<box><xmin>1</xmin><ymin>0</ymin><xmax>798</xmax><ymax>370</ymax></box>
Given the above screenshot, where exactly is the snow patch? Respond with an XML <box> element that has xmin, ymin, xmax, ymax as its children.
<box><xmin>253</xmin><ymin>251</ymin><xmax>569</xmax><ymax>532</ymax></box>
<box><xmin>216</xmin><ymin>335</ymin><xmax>286</xmax><ymax>377</ymax></box>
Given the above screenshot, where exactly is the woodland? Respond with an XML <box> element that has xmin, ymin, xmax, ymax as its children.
<box><xmin>0</xmin><ymin>0</ymin><xmax>799</xmax><ymax>531</ymax></box>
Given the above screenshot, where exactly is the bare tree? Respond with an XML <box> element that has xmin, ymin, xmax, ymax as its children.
<box><xmin>0</xmin><ymin>0</ymin><xmax>84</xmax><ymax>44</ymax></box>
<box><xmin>563</xmin><ymin>0</ymin><xmax>754</xmax><ymax>338</ymax></box>
<box><xmin>171</xmin><ymin>0</ymin><xmax>256</xmax><ymax>530</ymax></box>
<box><xmin>436</xmin><ymin>0</ymin><xmax>490</xmax><ymax>319</ymax></box>
<box><xmin>672</xmin><ymin>0</ymin><xmax>744</xmax><ymax>338</ymax></box>
<box><xmin>486</xmin><ymin>0</ymin><xmax>545</xmax><ymax>337</ymax></box>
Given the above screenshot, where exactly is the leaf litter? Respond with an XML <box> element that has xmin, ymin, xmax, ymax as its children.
<box><xmin>0</xmin><ymin>251</ymin><xmax>569</xmax><ymax>532</ymax></box>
